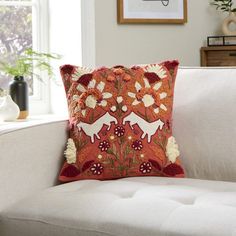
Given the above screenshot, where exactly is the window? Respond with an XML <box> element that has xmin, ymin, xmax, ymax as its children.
<box><xmin>0</xmin><ymin>0</ymin><xmax>50</xmax><ymax>114</ymax></box>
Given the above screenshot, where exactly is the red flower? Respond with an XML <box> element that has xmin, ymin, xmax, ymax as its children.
<box><xmin>132</xmin><ymin>140</ymin><xmax>143</xmax><ymax>151</ymax></box>
<box><xmin>114</xmin><ymin>126</ymin><xmax>125</xmax><ymax>137</ymax></box>
<box><xmin>140</xmin><ymin>162</ymin><xmax>152</xmax><ymax>174</ymax></box>
<box><xmin>90</xmin><ymin>163</ymin><xmax>103</xmax><ymax>175</ymax></box>
<box><xmin>98</xmin><ymin>140</ymin><xmax>110</xmax><ymax>152</ymax></box>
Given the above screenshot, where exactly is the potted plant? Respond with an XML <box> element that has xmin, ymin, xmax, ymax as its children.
<box><xmin>210</xmin><ymin>0</ymin><xmax>236</xmax><ymax>35</ymax></box>
<box><xmin>0</xmin><ymin>48</ymin><xmax>60</xmax><ymax>119</ymax></box>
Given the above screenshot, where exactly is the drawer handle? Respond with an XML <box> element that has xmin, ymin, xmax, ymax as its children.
<box><xmin>229</xmin><ymin>53</ymin><xmax>236</xmax><ymax>57</ymax></box>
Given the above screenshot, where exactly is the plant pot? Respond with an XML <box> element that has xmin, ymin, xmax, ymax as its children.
<box><xmin>0</xmin><ymin>95</ymin><xmax>20</xmax><ymax>121</ymax></box>
<box><xmin>222</xmin><ymin>12</ymin><xmax>236</xmax><ymax>35</ymax></box>
<box><xmin>9</xmin><ymin>76</ymin><xmax>29</xmax><ymax>119</ymax></box>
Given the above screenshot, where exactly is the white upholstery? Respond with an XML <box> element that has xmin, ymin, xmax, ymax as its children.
<box><xmin>173</xmin><ymin>68</ymin><xmax>236</xmax><ymax>181</ymax></box>
<box><xmin>1</xmin><ymin>177</ymin><xmax>236</xmax><ymax>236</ymax></box>
<box><xmin>0</xmin><ymin>120</ymin><xmax>68</xmax><ymax>212</ymax></box>
<box><xmin>1</xmin><ymin>68</ymin><xmax>236</xmax><ymax>236</ymax></box>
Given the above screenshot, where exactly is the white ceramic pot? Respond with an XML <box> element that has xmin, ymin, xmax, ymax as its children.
<box><xmin>0</xmin><ymin>95</ymin><xmax>20</xmax><ymax>121</ymax></box>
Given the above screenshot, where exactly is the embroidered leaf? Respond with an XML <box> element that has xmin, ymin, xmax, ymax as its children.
<box><xmin>163</xmin><ymin>163</ymin><xmax>184</xmax><ymax>176</ymax></box>
<box><xmin>148</xmin><ymin>159</ymin><xmax>161</xmax><ymax>171</ymax></box>
<box><xmin>61</xmin><ymin>165</ymin><xmax>80</xmax><ymax>177</ymax></box>
<box><xmin>82</xmin><ymin>160</ymin><xmax>95</xmax><ymax>172</ymax></box>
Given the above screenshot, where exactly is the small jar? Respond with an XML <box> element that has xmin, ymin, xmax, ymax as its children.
<box><xmin>9</xmin><ymin>76</ymin><xmax>29</xmax><ymax>119</ymax></box>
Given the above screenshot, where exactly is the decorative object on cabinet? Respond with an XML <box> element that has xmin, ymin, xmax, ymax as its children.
<box><xmin>117</xmin><ymin>0</ymin><xmax>187</xmax><ymax>24</ymax></box>
<box><xmin>207</xmin><ymin>35</ymin><xmax>236</xmax><ymax>46</ymax></box>
<box><xmin>201</xmin><ymin>46</ymin><xmax>236</xmax><ymax>66</ymax></box>
<box><xmin>210</xmin><ymin>0</ymin><xmax>236</xmax><ymax>35</ymax></box>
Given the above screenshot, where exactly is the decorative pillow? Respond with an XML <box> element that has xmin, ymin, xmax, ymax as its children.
<box><xmin>59</xmin><ymin>61</ymin><xmax>184</xmax><ymax>182</ymax></box>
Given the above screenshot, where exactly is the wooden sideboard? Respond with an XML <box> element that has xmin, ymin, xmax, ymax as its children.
<box><xmin>201</xmin><ymin>46</ymin><xmax>236</xmax><ymax>67</ymax></box>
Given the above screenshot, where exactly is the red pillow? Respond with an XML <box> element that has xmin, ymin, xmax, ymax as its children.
<box><xmin>59</xmin><ymin>61</ymin><xmax>184</xmax><ymax>182</ymax></box>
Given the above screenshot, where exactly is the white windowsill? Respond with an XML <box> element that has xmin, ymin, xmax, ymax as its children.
<box><xmin>0</xmin><ymin>114</ymin><xmax>69</xmax><ymax>136</ymax></box>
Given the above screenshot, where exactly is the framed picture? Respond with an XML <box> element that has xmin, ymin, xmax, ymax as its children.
<box><xmin>117</xmin><ymin>0</ymin><xmax>187</xmax><ymax>24</ymax></box>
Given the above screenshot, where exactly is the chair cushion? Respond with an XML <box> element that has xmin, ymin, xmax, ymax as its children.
<box><xmin>1</xmin><ymin>177</ymin><xmax>236</xmax><ymax>236</ymax></box>
<box><xmin>59</xmin><ymin>62</ymin><xmax>184</xmax><ymax>182</ymax></box>
<box><xmin>173</xmin><ymin>68</ymin><xmax>236</xmax><ymax>181</ymax></box>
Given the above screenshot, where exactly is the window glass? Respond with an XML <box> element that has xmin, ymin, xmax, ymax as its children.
<box><xmin>0</xmin><ymin>1</ymin><xmax>33</xmax><ymax>94</ymax></box>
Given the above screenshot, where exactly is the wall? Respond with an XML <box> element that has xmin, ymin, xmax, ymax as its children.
<box><xmin>94</xmin><ymin>0</ymin><xmax>225</xmax><ymax>67</ymax></box>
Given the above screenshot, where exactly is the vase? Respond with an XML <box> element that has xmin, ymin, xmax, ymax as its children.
<box><xmin>9</xmin><ymin>76</ymin><xmax>29</xmax><ymax>119</ymax></box>
<box><xmin>0</xmin><ymin>95</ymin><xmax>20</xmax><ymax>121</ymax></box>
<box><xmin>222</xmin><ymin>12</ymin><xmax>236</xmax><ymax>36</ymax></box>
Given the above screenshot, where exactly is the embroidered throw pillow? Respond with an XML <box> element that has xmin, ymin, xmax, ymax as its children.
<box><xmin>59</xmin><ymin>61</ymin><xmax>184</xmax><ymax>182</ymax></box>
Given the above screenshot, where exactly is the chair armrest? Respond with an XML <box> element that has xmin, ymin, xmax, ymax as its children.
<box><xmin>0</xmin><ymin>120</ymin><xmax>68</xmax><ymax>212</ymax></box>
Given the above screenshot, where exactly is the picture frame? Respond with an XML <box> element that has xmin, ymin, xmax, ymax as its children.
<box><xmin>117</xmin><ymin>0</ymin><xmax>187</xmax><ymax>24</ymax></box>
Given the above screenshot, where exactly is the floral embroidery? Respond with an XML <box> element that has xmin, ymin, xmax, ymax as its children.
<box><xmin>98</xmin><ymin>140</ymin><xmax>110</xmax><ymax>152</ymax></box>
<box><xmin>64</xmin><ymin>138</ymin><xmax>77</xmax><ymax>164</ymax></box>
<box><xmin>166</xmin><ymin>136</ymin><xmax>180</xmax><ymax>163</ymax></box>
<box><xmin>77</xmin><ymin>79</ymin><xmax>112</xmax><ymax>116</ymax></box>
<box><xmin>132</xmin><ymin>140</ymin><xmax>143</xmax><ymax>151</ymax></box>
<box><xmin>72</xmin><ymin>66</ymin><xmax>93</xmax><ymax>82</ymax></box>
<box><xmin>128</xmin><ymin>78</ymin><xmax>168</xmax><ymax>114</ymax></box>
<box><xmin>90</xmin><ymin>163</ymin><xmax>103</xmax><ymax>175</ymax></box>
<box><xmin>144</xmin><ymin>64</ymin><xmax>167</xmax><ymax>80</ymax></box>
<box><xmin>140</xmin><ymin>162</ymin><xmax>152</xmax><ymax>174</ymax></box>
<box><xmin>59</xmin><ymin>62</ymin><xmax>184</xmax><ymax>182</ymax></box>
<box><xmin>114</xmin><ymin>126</ymin><xmax>125</xmax><ymax>137</ymax></box>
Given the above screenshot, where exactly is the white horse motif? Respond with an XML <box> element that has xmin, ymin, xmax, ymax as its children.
<box><xmin>77</xmin><ymin>112</ymin><xmax>118</xmax><ymax>143</ymax></box>
<box><xmin>123</xmin><ymin>112</ymin><xmax>164</xmax><ymax>143</ymax></box>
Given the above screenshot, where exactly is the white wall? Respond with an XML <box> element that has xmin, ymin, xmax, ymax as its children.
<box><xmin>94</xmin><ymin>0</ymin><xmax>225</xmax><ymax>67</ymax></box>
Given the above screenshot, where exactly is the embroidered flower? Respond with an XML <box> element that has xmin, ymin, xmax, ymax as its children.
<box><xmin>110</xmin><ymin>106</ymin><xmax>117</xmax><ymax>112</ymax></box>
<box><xmin>122</xmin><ymin>105</ymin><xmax>128</xmax><ymax>112</ymax></box>
<box><xmin>64</xmin><ymin>138</ymin><xmax>77</xmax><ymax>164</ymax></box>
<box><xmin>114</xmin><ymin>126</ymin><xmax>125</xmax><ymax>137</ymax></box>
<box><xmin>144</xmin><ymin>64</ymin><xmax>167</xmax><ymax>82</ymax></box>
<box><xmin>90</xmin><ymin>163</ymin><xmax>103</xmax><ymax>175</ymax></box>
<box><xmin>117</xmin><ymin>96</ymin><xmax>123</xmax><ymax>103</ymax></box>
<box><xmin>166</xmin><ymin>136</ymin><xmax>180</xmax><ymax>163</ymax></box>
<box><xmin>128</xmin><ymin>78</ymin><xmax>168</xmax><ymax>114</ymax></box>
<box><xmin>98</xmin><ymin>140</ymin><xmax>110</xmax><ymax>152</ymax></box>
<box><xmin>140</xmin><ymin>162</ymin><xmax>152</xmax><ymax>174</ymax></box>
<box><xmin>72</xmin><ymin>67</ymin><xmax>93</xmax><ymax>82</ymax></box>
<box><xmin>77</xmin><ymin>79</ymin><xmax>112</xmax><ymax>116</ymax></box>
<box><xmin>132</xmin><ymin>140</ymin><xmax>143</xmax><ymax>151</ymax></box>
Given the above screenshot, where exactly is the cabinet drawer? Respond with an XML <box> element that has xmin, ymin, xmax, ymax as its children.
<box><xmin>207</xmin><ymin>50</ymin><xmax>236</xmax><ymax>66</ymax></box>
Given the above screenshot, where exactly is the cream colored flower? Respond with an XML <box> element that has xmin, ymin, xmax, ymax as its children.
<box><xmin>128</xmin><ymin>78</ymin><xmax>167</xmax><ymax>113</ymax></box>
<box><xmin>64</xmin><ymin>138</ymin><xmax>77</xmax><ymax>164</ymax></box>
<box><xmin>85</xmin><ymin>95</ymin><xmax>97</xmax><ymax>109</ymax></box>
<box><xmin>110</xmin><ymin>106</ymin><xmax>117</xmax><ymax>112</ymax></box>
<box><xmin>72</xmin><ymin>67</ymin><xmax>93</xmax><ymax>81</ymax></box>
<box><xmin>144</xmin><ymin>64</ymin><xmax>167</xmax><ymax>79</ymax></box>
<box><xmin>98</xmin><ymin>154</ymin><xmax>103</xmax><ymax>159</ymax></box>
<box><xmin>122</xmin><ymin>105</ymin><xmax>128</xmax><ymax>112</ymax></box>
<box><xmin>166</xmin><ymin>136</ymin><xmax>180</xmax><ymax>163</ymax></box>
<box><xmin>117</xmin><ymin>96</ymin><xmax>123</xmax><ymax>103</ymax></box>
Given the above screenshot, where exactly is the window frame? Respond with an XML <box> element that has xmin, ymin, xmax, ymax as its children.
<box><xmin>0</xmin><ymin>0</ymin><xmax>50</xmax><ymax>115</ymax></box>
